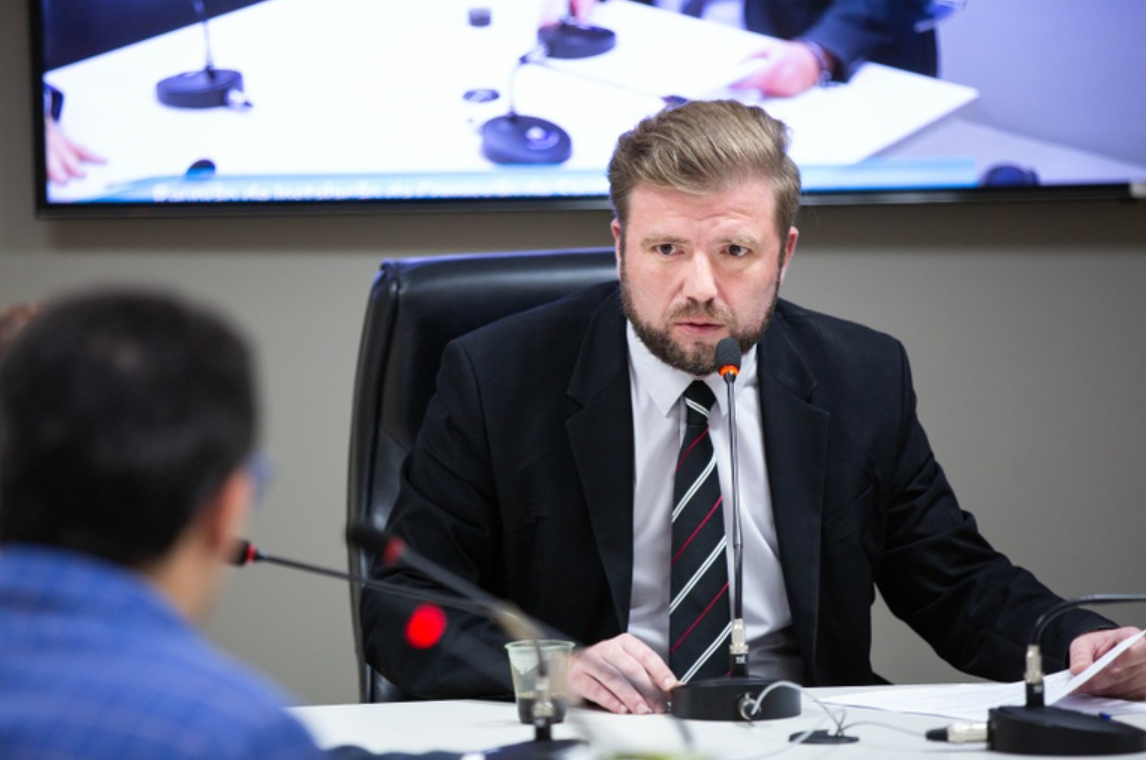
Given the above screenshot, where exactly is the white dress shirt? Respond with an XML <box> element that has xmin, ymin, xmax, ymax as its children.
<box><xmin>625</xmin><ymin>322</ymin><xmax>802</xmax><ymax>679</ymax></box>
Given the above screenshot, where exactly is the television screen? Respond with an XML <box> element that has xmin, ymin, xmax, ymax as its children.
<box><xmin>31</xmin><ymin>0</ymin><xmax>1146</xmax><ymax>216</ymax></box>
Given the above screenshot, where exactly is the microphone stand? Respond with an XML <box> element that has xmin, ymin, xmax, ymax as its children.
<box><xmin>670</xmin><ymin>338</ymin><xmax>801</xmax><ymax>723</ymax></box>
<box><xmin>727</xmin><ymin>344</ymin><xmax>747</xmax><ymax>678</ymax></box>
<box><xmin>537</xmin><ymin>14</ymin><xmax>616</xmax><ymax>60</ymax></box>
<box><xmin>236</xmin><ymin>539</ymin><xmax>580</xmax><ymax>758</ymax></box>
<box><xmin>347</xmin><ymin>526</ymin><xmax>573</xmax><ymax>746</ymax></box>
<box><xmin>988</xmin><ymin>594</ymin><xmax>1146</xmax><ymax>755</ymax></box>
<box><xmin>478</xmin><ymin>45</ymin><xmax>571</xmax><ymax>165</ymax></box>
<box><xmin>157</xmin><ymin>0</ymin><xmax>250</xmax><ymax>109</ymax></box>
<box><xmin>233</xmin><ymin>540</ymin><xmax>492</xmax><ymax>626</ymax></box>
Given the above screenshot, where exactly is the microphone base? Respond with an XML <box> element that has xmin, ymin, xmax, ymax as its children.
<box><xmin>487</xmin><ymin>739</ymin><xmax>583</xmax><ymax>760</ymax></box>
<box><xmin>157</xmin><ymin>68</ymin><xmax>245</xmax><ymax>109</ymax></box>
<box><xmin>671</xmin><ymin>676</ymin><xmax>800</xmax><ymax>722</ymax></box>
<box><xmin>538</xmin><ymin>21</ymin><xmax>616</xmax><ymax>59</ymax></box>
<box><xmin>480</xmin><ymin>115</ymin><xmax>572</xmax><ymax>165</ymax></box>
<box><xmin>989</xmin><ymin>705</ymin><xmax>1146</xmax><ymax>755</ymax></box>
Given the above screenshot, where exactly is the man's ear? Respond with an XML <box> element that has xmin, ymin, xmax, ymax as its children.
<box><xmin>197</xmin><ymin>469</ymin><xmax>253</xmax><ymax>561</ymax></box>
<box><xmin>780</xmin><ymin>226</ymin><xmax>798</xmax><ymax>284</ymax></box>
<box><xmin>611</xmin><ymin>219</ymin><xmax>623</xmax><ymax>279</ymax></box>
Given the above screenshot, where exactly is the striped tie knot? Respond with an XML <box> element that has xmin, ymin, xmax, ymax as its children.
<box><xmin>683</xmin><ymin>380</ymin><xmax>716</xmax><ymax>424</ymax></box>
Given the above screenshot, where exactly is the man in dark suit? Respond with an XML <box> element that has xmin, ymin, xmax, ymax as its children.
<box><xmin>361</xmin><ymin>100</ymin><xmax>1146</xmax><ymax>714</ymax></box>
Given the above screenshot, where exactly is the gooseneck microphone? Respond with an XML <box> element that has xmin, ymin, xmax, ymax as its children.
<box><xmin>346</xmin><ymin>524</ymin><xmax>542</xmax><ymax>644</ymax></box>
<box><xmin>715</xmin><ymin>337</ymin><xmax>749</xmax><ymax>677</ymax></box>
<box><xmin>237</xmin><ymin>538</ymin><xmax>582</xmax><ymax>759</ymax></box>
<box><xmin>156</xmin><ymin>0</ymin><xmax>250</xmax><ymax>109</ymax></box>
<box><xmin>231</xmin><ymin>539</ymin><xmax>491</xmax><ymax>633</ymax></box>
<box><xmin>479</xmin><ymin>45</ymin><xmax>572</xmax><ymax>166</ymax></box>
<box><xmin>537</xmin><ymin>12</ymin><xmax>616</xmax><ymax>60</ymax></box>
<box><xmin>988</xmin><ymin>594</ymin><xmax>1146</xmax><ymax>755</ymax></box>
<box><xmin>347</xmin><ymin>524</ymin><xmax>575</xmax><ymax>744</ymax></box>
<box><xmin>670</xmin><ymin>337</ymin><xmax>801</xmax><ymax>723</ymax></box>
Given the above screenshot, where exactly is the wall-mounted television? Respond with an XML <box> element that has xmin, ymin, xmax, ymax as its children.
<box><xmin>31</xmin><ymin>0</ymin><xmax>1146</xmax><ymax>218</ymax></box>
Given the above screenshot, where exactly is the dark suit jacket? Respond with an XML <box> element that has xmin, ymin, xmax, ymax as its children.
<box><xmin>40</xmin><ymin>0</ymin><xmax>266</xmax><ymax>71</ymax></box>
<box><xmin>627</xmin><ymin>0</ymin><xmax>937</xmax><ymax>80</ymax></box>
<box><xmin>361</xmin><ymin>283</ymin><xmax>1108</xmax><ymax>699</ymax></box>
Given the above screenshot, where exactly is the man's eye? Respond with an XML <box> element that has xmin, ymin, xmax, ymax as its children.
<box><xmin>727</xmin><ymin>245</ymin><xmax>749</xmax><ymax>258</ymax></box>
<box><xmin>656</xmin><ymin>243</ymin><xmax>676</xmax><ymax>255</ymax></box>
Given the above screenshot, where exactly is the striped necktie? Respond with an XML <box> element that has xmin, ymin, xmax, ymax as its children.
<box><xmin>669</xmin><ymin>380</ymin><xmax>732</xmax><ymax>683</ymax></box>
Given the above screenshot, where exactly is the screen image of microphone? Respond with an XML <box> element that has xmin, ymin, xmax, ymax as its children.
<box><xmin>156</xmin><ymin>0</ymin><xmax>249</xmax><ymax>109</ymax></box>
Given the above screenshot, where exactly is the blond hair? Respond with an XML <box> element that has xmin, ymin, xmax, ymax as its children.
<box><xmin>608</xmin><ymin>100</ymin><xmax>801</xmax><ymax>240</ymax></box>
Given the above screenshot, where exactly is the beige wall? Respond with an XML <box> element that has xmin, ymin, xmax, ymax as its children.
<box><xmin>4</xmin><ymin>4</ymin><xmax>1145</xmax><ymax>706</ymax></box>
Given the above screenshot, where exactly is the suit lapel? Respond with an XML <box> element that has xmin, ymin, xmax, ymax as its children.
<box><xmin>757</xmin><ymin>308</ymin><xmax>830</xmax><ymax>681</ymax></box>
<box><xmin>565</xmin><ymin>291</ymin><xmax>635</xmax><ymax>630</ymax></box>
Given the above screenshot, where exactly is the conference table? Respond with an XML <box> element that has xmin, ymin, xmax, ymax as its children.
<box><xmin>292</xmin><ymin>689</ymin><xmax>1146</xmax><ymax>759</ymax></box>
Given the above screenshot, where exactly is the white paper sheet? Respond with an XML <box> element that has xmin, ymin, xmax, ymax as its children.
<box><xmin>823</xmin><ymin>628</ymin><xmax>1146</xmax><ymax>721</ymax></box>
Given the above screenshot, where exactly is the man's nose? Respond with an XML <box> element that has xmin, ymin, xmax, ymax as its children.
<box><xmin>680</xmin><ymin>251</ymin><xmax>719</xmax><ymax>303</ymax></box>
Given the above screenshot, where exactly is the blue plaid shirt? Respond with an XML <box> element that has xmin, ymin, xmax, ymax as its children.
<box><xmin>0</xmin><ymin>545</ymin><xmax>328</xmax><ymax>760</ymax></box>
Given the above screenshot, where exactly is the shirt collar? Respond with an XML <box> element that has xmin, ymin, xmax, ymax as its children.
<box><xmin>626</xmin><ymin>320</ymin><xmax>758</xmax><ymax>419</ymax></box>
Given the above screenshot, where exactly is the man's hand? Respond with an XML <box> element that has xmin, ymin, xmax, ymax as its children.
<box><xmin>569</xmin><ymin>634</ymin><xmax>678</xmax><ymax>714</ymax></box>
<box><xmin>1070</xmin><ymin>627</ymin><xmax>1146</xmax><ymax>700</ymax></box>
<box><xmin>734</xmin><ymin>40</ymin><xmax>826</xmax><ymax>98</ymax></box>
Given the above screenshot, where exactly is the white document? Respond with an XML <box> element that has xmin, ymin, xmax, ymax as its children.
<box><xmin>823</xmin><ymin>628</ymin><xmax>1146</xmax><ymax>721</ymax></box>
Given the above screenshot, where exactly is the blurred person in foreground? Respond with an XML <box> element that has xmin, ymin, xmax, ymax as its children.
<box><xmin>0</xmin><ymin>289</ymin><xmax>479</xmax><ymax>760</ymax></box>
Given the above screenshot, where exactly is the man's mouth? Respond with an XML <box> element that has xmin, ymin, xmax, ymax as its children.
<box><xmin>674</xmin><ymin>320</ymin><xmax>725</xmax><ymax>337</ymax></box>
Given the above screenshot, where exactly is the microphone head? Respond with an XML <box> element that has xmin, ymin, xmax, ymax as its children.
<box><xmin>715</xmin><ymin>337</ymin><xmax>741</xmax><ymax>379</ymax></box>
<box><xmin>230</xmin><ymin>539</ymin><xmax>260</xmax><ymax>566</ymax></box>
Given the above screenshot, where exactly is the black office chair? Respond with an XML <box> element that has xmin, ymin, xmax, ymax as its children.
<box><xmin>347</xmin><ymin>247</ymin><xmax>618</xmax><ymax>703</ymax></box>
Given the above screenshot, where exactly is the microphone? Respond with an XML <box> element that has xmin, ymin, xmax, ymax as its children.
<box><xmin>670</xmin><ymin>337</ymin><xmax>802</xmax><ymax>723</ymax></box>
<box><xmin>230</xmin><ymin>538</ymin><xmax>499</xmax><ymax>649</ymax></box>
<box><xmin>537</xmin><ymin>8</ymin><xmax>616</xmax><ymax>61</ymax></box>
<box><xmin>156</xmin><ymin>0</ymin><xmax>250</xmax><ymax>109</ymax></box>
<box><xmin>988</xmin><ymin>594</ymin><xmax>1146</xmax><ymax>755</ymax></box>
<box><xmin>236</xmin><ymin>539</ymin><xmax>583</xmax><ymax>759</ymax></box>
<box><xmin>478</xmin><ymin>45</ymin><xmax>572</xmax><ymax>166</ymax></box>
<box><xmin>346</xmin><ymin>524</ymin><xmax>542</xmax><ymax>644</ymax></box>
<box><xmin>347</xmin><ymin>523</ymin><xmax>574</xmax><ymax>743</ymax></box>
<box><xmin>715</xmin><ymin>337</ymin><xmax>748</xmax><ymax>677</ymax></box>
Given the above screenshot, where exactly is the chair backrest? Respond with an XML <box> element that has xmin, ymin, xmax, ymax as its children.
<box><xmin>347</xmin><ymin>247</ymin><xmax>618</xmax><ymax>702</ymax></box>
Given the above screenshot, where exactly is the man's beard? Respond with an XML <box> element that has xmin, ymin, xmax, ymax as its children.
<box><xmin>620</xmin><ymin>267</ymin><xmax>781</xmax><ymax>376</ymax></box>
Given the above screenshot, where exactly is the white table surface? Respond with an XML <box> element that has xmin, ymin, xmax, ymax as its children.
<box><xmin>291</xmin><ymin>689</ymin><xmax>1146</xmax><ymax>759</ymax></box>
